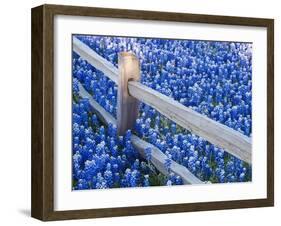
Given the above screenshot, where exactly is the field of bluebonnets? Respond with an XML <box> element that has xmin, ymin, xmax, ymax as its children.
<box><xmin>72</xmin><ymin>35</ymin><xmax>252</xmax><ymax>190</ymax></box>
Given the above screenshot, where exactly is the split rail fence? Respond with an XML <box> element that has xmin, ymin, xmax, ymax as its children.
<box><xmin>73</xmin><ymin>37</ymin><xmax>252</xmax><ymax>185</ymax></box>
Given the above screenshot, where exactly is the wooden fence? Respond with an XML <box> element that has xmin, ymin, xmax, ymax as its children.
<box><xmin>78</xmin><ymin>82</ymin><xmax>203</xmax><ymax>184</ymax></box>
<box><xmin>73</xmin><ymin>36</ymin><xmax>252</xmax><ymax>184</ymax></box>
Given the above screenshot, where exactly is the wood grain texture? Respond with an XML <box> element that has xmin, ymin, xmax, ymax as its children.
<box><xmin>128</xmin><ymin>81</ymin><xmax>252</xmax><ymax>164</ymax></box>
<box><xmin>266</xmin><ymin>19</ymin><xmax>274</xmax><ymax>206</ymax></box>
<box><xmin>31</xmin><ymin>4</ymin><xmax>274</xmax><ymax>221</ymax></box>
<box><xmin>131</xmin><ymin>135</ymin><xmax>203</xmax><ymax>184</ymax></box>
<box><xmin>32</xmin><ymin>5</ymin><xmax>55</xmax><ymax>221</ymax></box>
<box><xmin>78</xmin><ymin>81</ymin><xmax>202</xmax><ymax>184</ymax></box>
<box><xmin>44</xmin><ymin>4</ymin><xmax>273</xmax><ymax>27</ymax></box>
<box><xmin>31</xmin><ymin>5</ymin><xmax>44</xmax><ymax>220</ymax></box>
<box><xmin>117</xmin><ymin>52</ymin><xmax>140</xmax><ymax>135</ymax></box>
<box><xmin>74</xmin><ymin>34</ymin><xmax>252</xmax><ymax>163</ymax></box>
<box><xmin>43</xmin><ymin>198</ymin><xmax>274</xmax><ymax>221</ymax></box>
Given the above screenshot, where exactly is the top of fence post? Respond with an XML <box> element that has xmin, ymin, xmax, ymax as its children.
<box><xmin>117</xmin><ymin>52</ymin><xmax>140</xmax><ymax>136</ymax></box>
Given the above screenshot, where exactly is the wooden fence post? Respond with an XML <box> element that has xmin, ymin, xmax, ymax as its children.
<box><xmin>117</xmin><ymin>52</ymin><xmax>140</xmax><ymax>136</ymax></box>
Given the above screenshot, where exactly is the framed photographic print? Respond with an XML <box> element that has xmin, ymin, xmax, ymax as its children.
<box><xmin>31</xmin><ymin>4</ymin><xmax>274</xmax><ymax>221</ymax></box>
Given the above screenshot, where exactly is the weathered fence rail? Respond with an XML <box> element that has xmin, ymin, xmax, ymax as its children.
<box><xmin>73</xmin><ymin>37</ymin><xmax>118</xmax><ymax>84</ymax></box>
<box><xmin>78</xmin><ymin>82</ymin><xmax>203</xmax><ymax>184</ymax></box>
<box><xmin>73</xmin><ymin>36</ymin><xmax>252</xmax><ymax>164</ymax></box>
<box><xmin>128</xmin><ymin>81</ymin><xmax>252</xmax><ymax>164</ymax></box>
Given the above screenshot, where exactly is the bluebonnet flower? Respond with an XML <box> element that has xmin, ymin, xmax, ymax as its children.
<box><xmin>143</xmin><ymin>175</ymin><xmax>150</xmax><ymax>187</ymax></box>
<box><xmin>164</xmin><ymin>153</ymin><xmax>172</xmax><ymax>172</ymax></box>
<box><xmin>73</xmin><ymin>35</ymin><xmax>252</xmax><ymax>188</ymax></box>
<box><xmin>144</xmin><ymin>147</ymin><xmax>152</xmax><ymax>162</ymax></box>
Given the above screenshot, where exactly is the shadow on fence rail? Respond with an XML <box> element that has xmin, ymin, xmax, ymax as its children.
<box><xmin>73</xmin><ymin>36</ymin><xmax>252</xmax><ymax>184</ymax></box>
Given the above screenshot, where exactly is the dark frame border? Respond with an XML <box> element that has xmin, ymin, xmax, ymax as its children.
<box><xmin>31</xmin><ymin>4</ymin><xmax>274</xmax><ymax>221</ymax></box>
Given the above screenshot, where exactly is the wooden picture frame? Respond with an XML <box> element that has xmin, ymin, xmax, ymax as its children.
<box><xmin>31</xmin><ymin>4</ymin><xmax>274</xmax><ymax>221</ymax></box>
